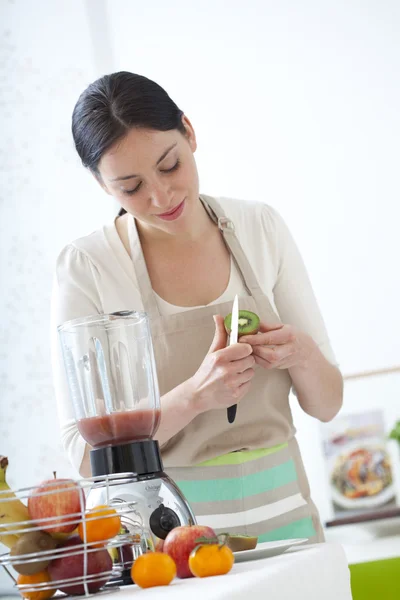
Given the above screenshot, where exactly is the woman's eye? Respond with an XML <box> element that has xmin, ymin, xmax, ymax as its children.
<box><xmin>123</xmin><ymin>182</ymin><xmax>142</xmax><ymax>195</ymax></box>
<box><xmin>122</xmin><ymin>160</ymin><xmax>180</xmax><ymax>195</ymax></box>
<box><xmin>160</xmin><ymin>160</ymin><xmax>180</xmax><ymax>173</ymax></box>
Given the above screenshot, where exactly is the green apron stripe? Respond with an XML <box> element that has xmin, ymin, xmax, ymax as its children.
<box><xmin>168</xmin><ymin>445</ymin><xmax>293</xmax><ymax>482</ymax></box>
<box><xmin>206</xmin><ymin>504</ymin><xmax>315</xmax><ymax>539</ymax></box>
<box><xmin>257</xmin><ymin>516</ymin><xmax>316</xmax><ymax>543</ymax></box>
<box><xmin>197</xmin><ymin>444</ymin><xmax>289</xmax><ymax>467</ymax></box>
<box><xmin>189</xmin><ymin>480</ymin><xmax>300</xmax><ymax>516</ymax></box>
<box><xmin>177</xmin><ymin>459</ymin><xmax>297</xmax><ymax>503</ymax></box>
<box><xmin>239</xmin><ymin>500</ymin><xmax>314</xmax><ymax>538</ymax></box>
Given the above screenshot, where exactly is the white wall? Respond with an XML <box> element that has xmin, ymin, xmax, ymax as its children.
<box><xmin>105</xmin><ymin>0</ymin><xmax>399</xmax><ymax>372</ymax></box>
<box><xmin>0</xmin><ymin>0</ymin><xmax>116</xmax><ymax>491</ymax></box>
<box><xmin>1</xmin><ymin>0</ymin><xmax>399</xmax><ymax>539</ymax></box>
<box><xmin>104</xmin><ymin>0</ymin><xmax>400</xmax><ymax>524</ymax></box>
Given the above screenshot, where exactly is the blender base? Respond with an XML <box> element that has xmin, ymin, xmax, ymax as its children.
<box><xmin>90</xmin><ymin>440</ymin><xmax>163</xmax><ymax>478</ymax></box>
<box><xmin>87</xmin><ymin>439</ymin><xmax>196</xmax><ymax>575</ymax></box>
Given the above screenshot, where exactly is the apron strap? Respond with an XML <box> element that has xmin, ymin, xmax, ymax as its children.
<box><xmin>200</xmin><ymin>195</ymin><xmax>264</xmax><ymax>298</ymax></box>
<box><xmin>128</xmin><ymin>216</ymin><xmax>161</xmax><ymax>320</ymax></box>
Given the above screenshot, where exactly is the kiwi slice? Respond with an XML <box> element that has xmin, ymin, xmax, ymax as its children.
<box><xmin>226</xmin><ymin>534</ymin><xmax>258</xmax><ymax>552</ymax></box>
<box><xmin>224</xmin><ymin>310</ymin><xmax>260</xmax><ymax>338</ymax></box>
<box><xmin>10</xmin><ymin>530</ymin><xmax>57</xmax><ymax>575</ymax></box>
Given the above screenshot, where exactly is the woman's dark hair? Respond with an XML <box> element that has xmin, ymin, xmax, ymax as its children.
<box><xmin>71</xmin><ymin>71</ymin><xmax>185</xmax><ymax>216</ymax></box>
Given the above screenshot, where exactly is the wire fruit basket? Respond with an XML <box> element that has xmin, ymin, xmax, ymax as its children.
<box><xmin>0</xmin><ymin>469</ymin><xmax>146</xmax><ymax>598</ymax></box>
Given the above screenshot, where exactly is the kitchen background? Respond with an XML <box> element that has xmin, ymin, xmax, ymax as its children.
<box><xmin>1</xmin><ymin>0</ymin><xmax>399</xmax><ymax>569</ymax></box>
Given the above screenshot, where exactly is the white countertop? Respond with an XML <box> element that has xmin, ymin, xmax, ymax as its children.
<box><xmin>325</xmin><ymin>517</ymin><xmax>400</xmax><ymax>564</ymax></box>
<box><xmin>107</xmin><ymin>543</ymin><xmax>352</xmax><ymax>600</ymax></box>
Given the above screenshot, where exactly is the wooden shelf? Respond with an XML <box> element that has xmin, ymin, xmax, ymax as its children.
<box><xmin>343</xmin><ymin>365</ymin><xmax>400</xmax><ymax>381</ymax></box>
<box><xmin>326</xmin><ymin>507</ymin><xmax>400</xmax><ymax>527</ymax></box>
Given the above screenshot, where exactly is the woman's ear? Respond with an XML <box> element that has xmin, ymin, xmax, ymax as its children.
<box><xmin>181</xmin><ymin>115</ymin><xmax>197</xmax><ymax>153</ymax></box>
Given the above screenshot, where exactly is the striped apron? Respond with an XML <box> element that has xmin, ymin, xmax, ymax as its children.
<box><xmin>128</xmin><ymin>195</ymin><xmax>324</xmax><ymax>543</ymax></box>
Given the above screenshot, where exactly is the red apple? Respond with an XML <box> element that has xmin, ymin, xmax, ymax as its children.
<box><xmin>28</xmin><ymin>476</ymin><xmax>84</xmax><ymax>534</ymax></box>
<box><xmin>155</xmin><ymin>538</ymin><xmax>164</xmax><ymax>552</ymax></box>
<box><xmin>48</xmin><ymin>534</ymin><xmax>112</xmax><ymax>595</ymax></box>
<box><xmin>163</xmin><ymin>525</ymin><xmax>216</xmax><ymax>578</ymax></box>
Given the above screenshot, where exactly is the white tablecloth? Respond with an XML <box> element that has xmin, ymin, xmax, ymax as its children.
<box><xmin>111</xmin><ymin>543</ymin><xmax>352</xmax><ymax>600</ymax></box>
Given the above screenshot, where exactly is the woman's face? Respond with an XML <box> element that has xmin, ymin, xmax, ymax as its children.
<box><xmin>97</xmin><ymin>117</ymin><xmax>200</xmax><ymax>236</ymax></box>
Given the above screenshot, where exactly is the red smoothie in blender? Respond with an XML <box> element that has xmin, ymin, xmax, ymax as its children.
<box><xmin>77</xmin><ymin>409</ymin><xmax>161</xmax><ymax>448</ymax></box>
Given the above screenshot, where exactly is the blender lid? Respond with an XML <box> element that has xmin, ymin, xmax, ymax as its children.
<box><xmin>57</xmin><ymin>310</ymin><xmax>148</xmax><ymax>332</ymax></box>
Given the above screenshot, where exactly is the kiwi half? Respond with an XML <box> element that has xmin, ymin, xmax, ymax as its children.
<box><xmin>226</xmin><ymin>534</ymin><xmax>258</xmax><ymax>552</ymax></box>
<box><xmin>224</xmin><ymin>310</ymin><xmax>260</xmax><ymax>338</ymax></box>
<box><xmin>10</xmin><ymin>530</ymin><xmax>58</xmax><ymax>575</ymax></box>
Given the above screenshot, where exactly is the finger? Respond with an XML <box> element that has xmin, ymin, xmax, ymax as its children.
<box><xmin>276</xmin><ymin>356</ymin><xmax>298</xmax><ymax>369</ymax></box>
<box><xmin>254</xmin><ymin>353</ymin><xmax>297</xmax><ymax>370</ymax></box>
<box><xmin>216</xmin><ymin>342</ymin><xmax>253</xmax><ymax>362</ymax></box>
<box><xmin>252</xmin><ymin>345</ymin><xmax>293</xmax><ymax>363</ymax></box>
<box><xmin>254</xmin><ymin>354</ymin><xmax>273</xmax><ymax>369</ymax></box>
<box><xmin>234</xmin><ymin>367</ymin><xmax>255</xmax><ymax>386</ymax></box>
<box><xmin>238</xmin><ymin>320</ymin><xmax>283</xmax><ymax>344</ymax></box>
<box><xmin>241</xmin><ymin>325</ymin><xmax>294</xmax><ymax>346</ymax></box>
<box><xmin>259</xmin><ymin>321</ymin><xmax>285</xmax><ymax>333</ymax></box>
<box><xmin>208</xmin><ymin>315</ymin><xmax>228</xmax><ymax>354</ymax></box>
<box><xmin>252</xmin><ymin>343</ymin><xmax>296</xmax><ymax>364</ymax></box>
<box><xmin>233</xmin><ymin>379</ymin><xmax>252</xmax><ymax>400</ymax></box>
<box><xmin>254</xmin><ymin>354</ymin><xmax>286</xmax><ymax>370</ymax></box>
<box><xmin>232</xmin><ymin>354</ymin><xmax>256</xmax><ymax>374</ymax></box>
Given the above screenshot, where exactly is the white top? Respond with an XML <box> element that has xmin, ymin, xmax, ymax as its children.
<box><xmin>154</xmin><ymin>256</ymin><xmax>248</xmax><ymax>315</ymax></box>
<box><xmin>93</xmin><ymin>543</ymin><xmax>352</xmax><ymax>600</ymax></box>
<box><xmin>51</xmin><ymin>196</ymin><xmax>337</xmax><ymax>474</ymax></box>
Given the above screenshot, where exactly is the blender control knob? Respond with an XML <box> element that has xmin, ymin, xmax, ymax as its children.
<box><xmin>149</xmin><ymin>503</ymin><xmax>181</xmax><ymax>540</ymax></box>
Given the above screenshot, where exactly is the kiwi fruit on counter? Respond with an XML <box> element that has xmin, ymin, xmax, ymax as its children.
<box><xmin>226</xmin><ymin>534</ymin><xmax>258</xmax><ymax>552</ymax></box>
<box><xmin>10</xmin><ymin>530</ymin><xmax>58</xmax><ymax>575</ymax></box>
<box><xmin>224</xmin><ymin>310</ymin><xmax>260</xmax><ymax>338</ymax></box>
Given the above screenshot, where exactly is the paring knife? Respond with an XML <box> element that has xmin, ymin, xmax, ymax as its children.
<box><xmin>227</xmin><ymin>294</ymin><xmax>239</xmax><ymax>424</ymax></box>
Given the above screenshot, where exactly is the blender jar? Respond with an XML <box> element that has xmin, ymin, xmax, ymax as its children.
<box><xmin>58</xmin><ymin>311</ymin><xmax>161</xmax><ymax>447</ymax></box>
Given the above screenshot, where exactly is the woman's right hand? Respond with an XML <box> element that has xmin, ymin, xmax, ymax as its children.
<box><xmin>188</xmin><ymin>315</ymin><xmax>256</xmax><ymax>414</ymax></box>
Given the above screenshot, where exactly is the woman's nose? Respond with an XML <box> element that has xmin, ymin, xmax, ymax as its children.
<box><xmin>150</xmin><ymin>182</ymin><xmax>172</xmax><ymax>209</ymax></box>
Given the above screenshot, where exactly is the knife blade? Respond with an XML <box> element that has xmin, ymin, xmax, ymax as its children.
<box><xmin>227</xmin><ymin>294</ymin><xmax>239</xmax><ymax>423</ymax></box>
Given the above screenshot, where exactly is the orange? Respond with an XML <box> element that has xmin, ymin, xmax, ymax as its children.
<box><xmin>131</xmin><ymin>552</ymin><xmax>176</xmax><ymax>588</ymax></box>
<box><xmin>17</xmin><ymin>571</ymin><xmax>56</xmax><ymax>600</ymax></box>
<box><xmin>189</xmin><ymin>543</ymin><xmax>234</xmax><ymax>578</ymax></box>
<box><xmin>78</xmin><ymin>504</ymin><xmax>121</xmax><ymax>544</ymax></box>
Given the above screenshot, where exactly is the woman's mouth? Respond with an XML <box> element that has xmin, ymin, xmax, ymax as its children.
<box><xmin>156</xmin><ymin>199</ymin><xmax>186</xmax><ymax>221</ymax></box>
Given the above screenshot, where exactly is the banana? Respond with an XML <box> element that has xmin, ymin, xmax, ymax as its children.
<box><xmin>108</xmin><ymin>546</ymin><xmax>119</xmax><ymax>563</ymax></box>
<box><xmin>0</xmin><ymin>456</ymin><xmax>32</xmax><ymax>549</ymax></box>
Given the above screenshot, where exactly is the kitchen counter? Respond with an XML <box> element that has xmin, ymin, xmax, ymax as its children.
<box><xmin>108</xmin><ymin>543</ymin><xmax>352</xmax><ymax>600</ymax></box>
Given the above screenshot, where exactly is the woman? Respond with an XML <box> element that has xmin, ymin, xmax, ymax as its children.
<box><xmin>51</xmin><ymin>71</ymin><xmax>343</xmax><ymax>544</ymax></box>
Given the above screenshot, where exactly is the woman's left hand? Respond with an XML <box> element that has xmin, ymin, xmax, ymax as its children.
<box><xmin>239</xmin><ymin>322</ymin><xmax>317</xmax><ymax>370</ymax></box>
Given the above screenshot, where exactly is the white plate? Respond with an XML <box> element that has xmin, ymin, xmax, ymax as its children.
<box><xmin>233</xmin><ymin>538</ymin><xmax>308</xmax><ymax>563</ymax></box>
<box><xmin>328</xmin><ymin>438</ymin><xmax>396</xmax><ymax>509</ymax></box>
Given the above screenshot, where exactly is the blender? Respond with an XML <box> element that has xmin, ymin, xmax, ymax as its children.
<box><xmin>58</xmin><ymin>310</ymin><xmax>196</xmax><ymax>574</ymax></box>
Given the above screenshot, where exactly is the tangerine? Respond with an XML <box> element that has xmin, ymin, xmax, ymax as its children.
<box><xmin>131</xmin><ymin>552</ymin><xmax>176</xmax><ymax>588</ymax></box>
<box><xmin>189</xmin><ymin>542</ymin><xmax>234</xmax><ymax>577</ymax></box>
<box><xmin>78</xmin><ymin>505</ymin><xmax>121</xmax><ymax>544</ymax></box>
<box><xmin>17</xmin><ymin>570</ymin><xmax>56</xmax><ymax>600</ymax></box>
